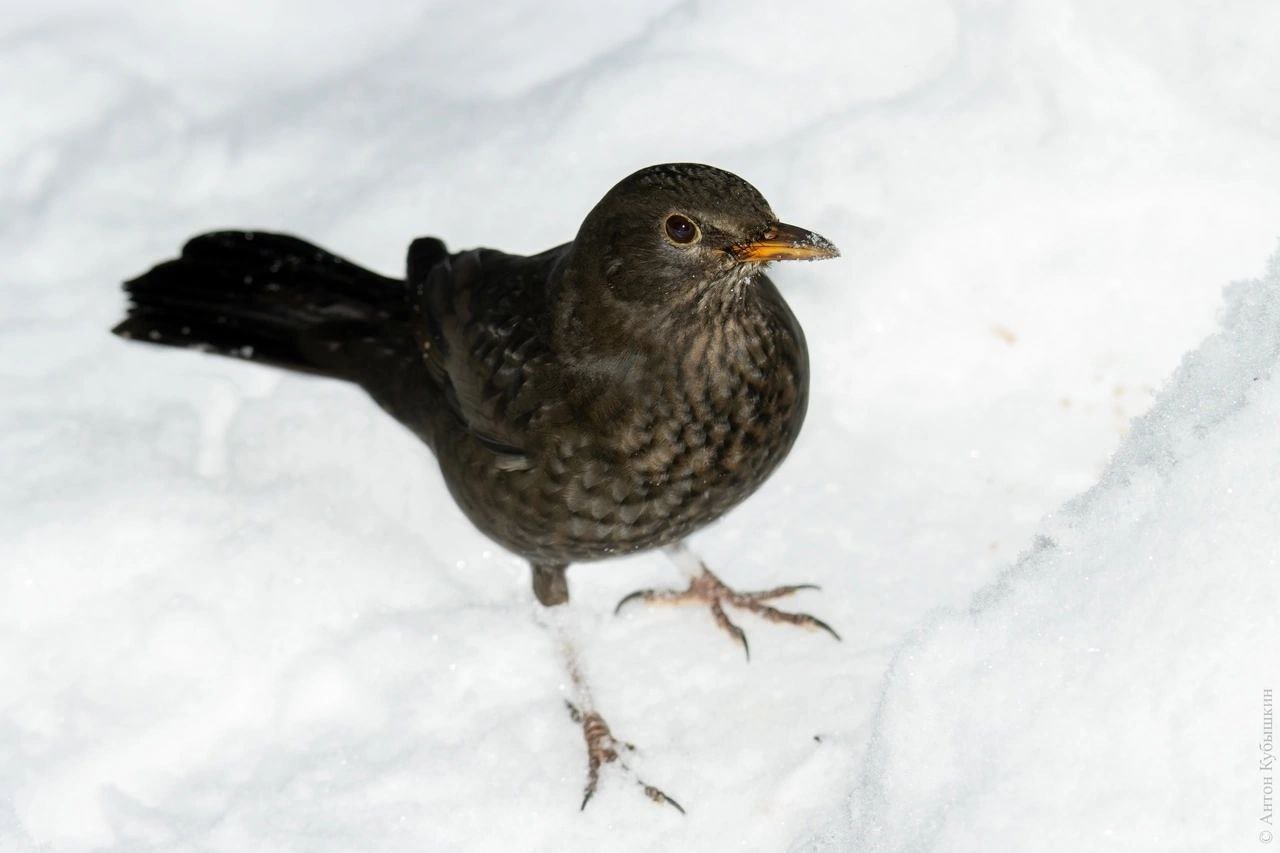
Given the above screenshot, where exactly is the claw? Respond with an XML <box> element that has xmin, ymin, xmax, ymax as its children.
<box><xmin>641</xmin><ymin>783</ymin><xmax>686</xmax><ymax>814</ymax></box>
<box><xmin>816</xmin><ymin>619</ymin><xmax>842</xmax><ymax>642</ymax></box>
<box><xmin>809</xmin><ymin>616</ymin><xmax>842</xmax><ymax>642</ymax></box>
<box><xmin>614</xmin><ymin>588</ymin><xmax>651</xmax><ymax>615</ymax></box>
<box><xmin>614</xmin><ymin>584</ymin><xmax>692</xmax><ymax>614</ymax></box>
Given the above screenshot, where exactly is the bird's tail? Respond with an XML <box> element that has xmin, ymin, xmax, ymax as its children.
<box><xmin>113</xmin><ymin>231</ymin><xmax>413</xmax><ymax>380</ymax></box>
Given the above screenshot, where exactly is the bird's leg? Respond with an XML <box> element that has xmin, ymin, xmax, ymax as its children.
<box><xmin>614</xmin><ymin>541</ymin><xmax>840</xmax><ymax>660</ymax></box>
<box><xmin>537</xmin><ymin>594</ymin><xmax>683</xmax><ymax>814</ymax></box>
<box><xmin>531</xmin><ymin>562</ymin><xmax>569</xmax><ymax>606</ymax></box>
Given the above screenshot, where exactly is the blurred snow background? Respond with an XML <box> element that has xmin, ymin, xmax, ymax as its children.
<box><xmin>2</xmin><ymin>1</ymin><xmax>1278</xmax><ymax>850</ymax></box>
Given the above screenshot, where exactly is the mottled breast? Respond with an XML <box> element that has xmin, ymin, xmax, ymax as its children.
<box><xmin>448</xmin><ymin>272</ymin><xmax>808</xmax><ymax>564</ymax></box>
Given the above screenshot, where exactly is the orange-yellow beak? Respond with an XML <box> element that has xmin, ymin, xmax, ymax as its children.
<box><xmin>730</xmin><ymin>222</ymin><xmax>840</xmax><ymax>262</ymax></box>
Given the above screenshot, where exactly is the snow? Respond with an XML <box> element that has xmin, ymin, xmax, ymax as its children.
<box><xmin>809</xmin><ymin>251</ymin><xmax>1280</xmax><ymax>852</ymax></box>
<box><xmin>3</xmin><ymin>1</ymin><xmax>1279</xmax><ymax>851</ymax></box>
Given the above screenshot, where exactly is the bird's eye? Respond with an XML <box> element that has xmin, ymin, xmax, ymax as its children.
<box><xmin>664</xmin><ymin>214</ymin><xmax>699</xmax><ymax>244</ymax></box>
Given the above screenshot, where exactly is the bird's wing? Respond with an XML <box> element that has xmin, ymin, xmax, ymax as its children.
<box><xmin>409</xmin><ymin>243</ymin><xmax>563</xmax><ymax>461</ymax></box>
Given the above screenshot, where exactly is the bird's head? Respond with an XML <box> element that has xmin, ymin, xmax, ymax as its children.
<box><xmin>570</xmin><ymin>163</ymin><xmax>839</xmax><ymax>307</ymax></box>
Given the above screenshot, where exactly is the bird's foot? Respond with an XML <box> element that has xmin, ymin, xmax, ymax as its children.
<box><xmin>565</xmin><ymin>701</ymin><xmax>684</xmax><ymax>814</ymax></box>
<box><xmin>614</xmin><ymin>565</ymin><xmax>840</xmax><ymax>660</ymax></box>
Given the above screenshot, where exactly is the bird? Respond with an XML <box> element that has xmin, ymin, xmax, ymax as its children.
<box><xmin>113</xmin><ymin>163</ymin><xmax>840</xmax><ymax>811</ymax></box>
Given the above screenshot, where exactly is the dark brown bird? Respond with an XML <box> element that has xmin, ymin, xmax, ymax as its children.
<box><xmin>114</xmin><ymin>163</ymin><xmax>840</xmax><ymax>810</ymax></box>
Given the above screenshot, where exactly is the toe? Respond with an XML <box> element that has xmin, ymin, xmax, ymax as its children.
<box><xmin>710</xmin><ymin>599</ymin><xmax>750</xmax><ymax>660</ymax></box>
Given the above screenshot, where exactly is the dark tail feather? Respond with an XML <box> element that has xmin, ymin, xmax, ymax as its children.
<box><xmin>113</xmin><ymin>231</ymin><xmax>413</xmax><ymax>380</ymax></box>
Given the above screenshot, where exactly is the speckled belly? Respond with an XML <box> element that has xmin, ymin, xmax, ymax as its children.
<box><xmin>436</xmin><ymin>366</ymin><xmax>807</xmax><ymax>565</ymax></box>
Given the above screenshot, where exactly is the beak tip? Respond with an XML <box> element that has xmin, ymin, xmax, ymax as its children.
<box><xmin>807</xmin><ymin>232</ymin><xmax>840</xmax><ymax>260</ymax></box>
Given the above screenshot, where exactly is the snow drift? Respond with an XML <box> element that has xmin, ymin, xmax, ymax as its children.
<box><xmin>810</xmin><ymin>250</ymin><xmax>1280</xmax><ymax>851</ymax></box>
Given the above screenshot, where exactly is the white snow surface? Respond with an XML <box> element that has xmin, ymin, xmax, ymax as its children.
<box><xmin>811</xmin><ymin>252</ymin><xmax>1280</xmax><ymax>852</ymax></box>
<box><xmin>3</xmin><ymin>1</ymin><xmax>1279</xmax><ymax>850</ymax></box>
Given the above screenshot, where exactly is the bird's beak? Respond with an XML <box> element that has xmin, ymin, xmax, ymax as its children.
<box><xmin>730</xmin><ymin>222</ymin><xmax>840</xmax><ymax>262</ymax></box>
